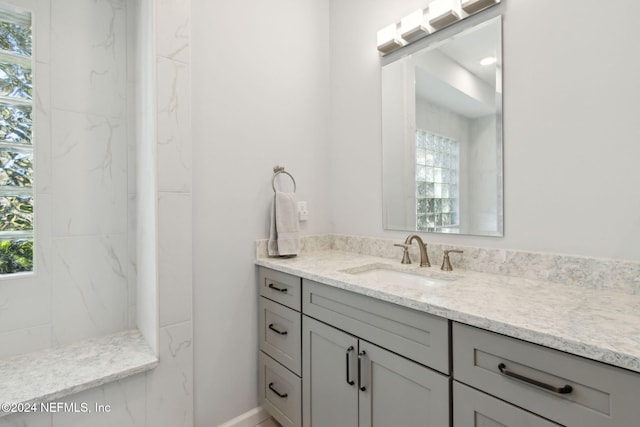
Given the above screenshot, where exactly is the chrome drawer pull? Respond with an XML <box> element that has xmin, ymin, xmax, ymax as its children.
<box><xmin>268</xmin><ymin>323</ymin><xmax>288</xmax><ymax>335</ymax></box>
<box><xmin>498</xmin><ymin>363</ymin><xmax>573</xmax><ymax>394</ymax></box>
<box><xmin>358</xmin><ymin>350</ymin><xmax>367</xmax><ymax>392</ymax></box>
<box><xmin>268</xmin><ymin>382</ymin><xmax>288</xmax><ymax>398</ymax></box>
<box><xmin>267</xmin><ymin>282</ymin><xmax>288</xmax><ymax>293</ymax></box>
<box><xmin>346</xmin><ymin>346</ymin><xmax>355</xmax><ymax>386</ymax></box>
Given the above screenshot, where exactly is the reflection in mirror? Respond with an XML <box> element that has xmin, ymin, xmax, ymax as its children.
<box><xmin>382</xmin><ymin>16</ymin><xmax>503</xmax><ymax>236</ymax></box>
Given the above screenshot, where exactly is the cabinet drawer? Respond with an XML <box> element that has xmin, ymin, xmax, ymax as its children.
<box><xmin>303</xmin><ymin>279</ymin><xmax>449</xmax><ymax>374</ymax></box>
<box><xmin>259</xmin><ymin>267</ymin><xmax>301</xmax><ymax>311</ymax></box>
<box><xmin>259</xmin><ymin>297</ymin><xmax>302</xmax><ymax>376</ymax></box>
<box><xmin>259</xmin><ymin>351</ymin><xmax>302</xmax><ymax>427</ymax></box>
<box><xmin>452</xmin><ymin>322</ymin><xmax>640</xmax><ymax>427</ymax></box>
<box><xmin>453</xmin><ymin>381</ymin><xmax>560</xmax><ymax>426</ymax></box>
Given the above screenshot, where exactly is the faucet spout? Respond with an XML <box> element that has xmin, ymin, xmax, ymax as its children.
<box><xmin>404</xmin><ymin>234</ymin><xmax>431</xmax><ymax>267</ymax></box>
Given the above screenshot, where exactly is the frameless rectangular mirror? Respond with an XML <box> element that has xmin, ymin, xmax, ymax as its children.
<box><xmin>382</xmin><ymin>16</ymin><xmax>503</xmax><ymax>236</ymax></box>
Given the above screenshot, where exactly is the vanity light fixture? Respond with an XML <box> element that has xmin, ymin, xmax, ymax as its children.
<box><xmin>461</xmin><ymin>0</ymin><xmax>501</xmax><ymax>14</ymax></box>
<box><xmin>428</xmin><ymin>0</ymin><xmax>461</xmax><ymax>30</ymax></box>
<box><xmin>377</xmin><ymin>0</ymin><xmax>502</xmax><ymax>56</ymax></box>
<box><xmin>377</xmin><ymin>23</ymin><xmax>406</xmax><ymax>55</ymax></box>
<box><xmin>400</xmin><ymin>9</ymin><xmax>430</xmax><ymax>43</ymax></box>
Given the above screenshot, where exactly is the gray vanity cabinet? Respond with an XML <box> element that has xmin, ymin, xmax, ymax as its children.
<box><xmin>452</xmin><ymin>322</ymin><xmax>640</xmax><ymax>427</ymax></box>
<box><xmin>453</xmin><ymin>382</ymin><xmax>560</xmax><ymax>427</ymax></box>
<box><xmin>258</xmin><ymin>266</ymin><xmax>640</xmax><ymax>427</ymax></box>
<box><xmin>303</xmin><ymin>316</ymin><xmax>450</xmax><ymax>427</ymax></box>
<box><xmin>302</xmin><ymin>316</ymin><xmax>359</xmax><ymax>427</ymax></box>
<box><xmin>302</xmin><ymin>279</ymin><xmax>450</xmax><ymax>374</ymax></box>
<box><xmin>258</xmin><ymin>268</ymin><xmax>303</xmax><ymax>427</ymax></box>
<box><xmin>302</xmin><ymin>278</ymin><xmax>451</xmax><ymax>427</ymax></box>
<box><xmin>358</xmin><ymin>339</ymin><xmax>450</xmax><ymax>427</ymax></box>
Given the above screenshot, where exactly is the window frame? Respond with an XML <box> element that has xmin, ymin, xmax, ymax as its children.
<box><xmin>0</xmin><ymin>2</ymin><xmax>35</xmax><ymax>276</ymax></box>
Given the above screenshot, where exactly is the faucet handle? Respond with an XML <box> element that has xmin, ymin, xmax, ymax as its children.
<box><xmin>441</xmin><ymin>250</ymin><xmax>463</xmax><ymax>271</ymax></box>
<box><xmin>394</xmin><ymin>244</ymin><xmax>412</xmax><ymax>265</ymax></box>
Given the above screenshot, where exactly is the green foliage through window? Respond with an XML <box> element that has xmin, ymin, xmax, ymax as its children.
<box><xmin>0</xmin><ymin>19</ymin><xmax>32</xmax><ymax>56</ymax></box>
<box><xmin>0</xmin><ymin>5</ymin><xmax>33</xmax><ymax>275</ymax></box>
<box><xmin>0</xmin><ymin>239</ymin><xmax>32</xmax><ymax>273</ymax></box>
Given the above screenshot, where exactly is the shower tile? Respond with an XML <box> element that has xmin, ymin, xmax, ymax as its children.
<box><xmin>51</xmin><ymin>373</ymin><xmax>146</xmax><ymax>427</ymax></box>
<box><xmin>34</xmin><ymin>61</ymin><xmax>52</xmax><ymax>195</ymax></box>
<box><xmin>156</xmin><ymin>0</ymin><xmax>191</xmax><ymax>63</ymax></box>
<box><xmin>0</xmin><ymin>411</ymin><xmax>50</xmax><ymax>427</ymax></box>
<box><xmin>51</xmin><ymin>110</ymin><xmax>127</xmax><ymax>237</ymax></box>
<box><xmin>158</xmin><ymin>192</ymin><xmax>192</xmax><ymax>327</ymax></box>
<box><xmin>127</xmin><ymin>193</ymin><xmax>137</xmax><ymax>330</ymax></box>
<box><xmin>51</xmin><ymin>234</ymin><xmax>128</xmax><ymax>345</ymax></box>
<box><xmin>0</xmin><ymin>324</ymin><xmax>51</xmax><ymax>359</ymax></box>
<box><xmin>146</xmin><ymin>321</ymin><xmax>193</xmax><ymax>427</ymax></box>
<box><xmin>50</xmin><ymin>0</ymin><xmax>126</xmax><ymax>118</ymax></box>
<box><xmin>156</xmin><ymin>57</ymin><xmax>192</xmax><ymax>193</ymax></box>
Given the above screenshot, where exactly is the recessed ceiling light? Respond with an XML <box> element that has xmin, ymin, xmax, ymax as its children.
<box><xmin>480</xmin><ymin>56</ymin><xmax>497</xmax><ymax>66</ymax></box>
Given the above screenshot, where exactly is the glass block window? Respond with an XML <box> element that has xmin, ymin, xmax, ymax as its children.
<box><xmin>0</xmin><ymin>5</ymin><xmax>33</xmax><ymax>274</ymax></box>
<box><xmin>416</xmin><ymin>130</ymin><xmax>458</xmax><ymax>231</ymax></box>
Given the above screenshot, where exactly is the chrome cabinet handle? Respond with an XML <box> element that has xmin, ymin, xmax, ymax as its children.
<box><xmin>267</xmin><ymin>282</ymin><xmax>288</xmax><ymax>293</ymax></box>
<box><xmin>358</xmin><ymin>350</ymin><xmax>367</xmax><ymax>391</ymax></box>
<box><xmin>268</xmin><ymin>382</ymin><xmax>288</xmax><ymax>398</ymax></box>
<box><xmin>346</xmin><ymin>346</ymin><xmax>355</xmax><ymax>386</ymax></box>
<box><xmin>268</xmin><ymin>324</ymin><xmax>287</xmax><ymax>335</ymax></box>
<box><xmin>498</xmin><ymin>363</ymin><xmax>573</xmax><ymax>394</ymax></box>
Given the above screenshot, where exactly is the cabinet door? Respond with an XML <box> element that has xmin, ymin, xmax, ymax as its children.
<box><xmin>303</xmin><ymin>316</ymin><xmax>359</xmax><ymax>427</ymax></box>
<box><xmin>453</xmin><ymin>382</ymin><xmax>561</xmax><ymax>427</ymax></box>
<box><xmin>358</xmin><ymin>340</ymin><xmax>450</xmax><ymax>427</ymax></box>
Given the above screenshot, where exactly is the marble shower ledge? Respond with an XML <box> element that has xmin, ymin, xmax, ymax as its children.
<box><xmin>0</xmin><ymin>329</ymin><xmax>158</xmax><ymax>417</ymax></box>
<box><xmin>256</xmin><ymin>250</ymin><xmax>640</xmax><ymax>374</ymax></box>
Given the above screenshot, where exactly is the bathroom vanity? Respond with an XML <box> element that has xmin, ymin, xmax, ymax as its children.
<box><xmin>256</xmin><ymin>248</ymin><xmax>640</xmax><ymax>427</ymax></box>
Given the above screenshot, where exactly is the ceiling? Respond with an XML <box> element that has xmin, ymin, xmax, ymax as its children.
<box><xmin>413</xmin><ymin>19</ymin><xmax>500</xmax><ymax>119</ymax></box>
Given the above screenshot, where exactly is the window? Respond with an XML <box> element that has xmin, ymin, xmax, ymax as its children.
<box><xmin>0</xmin><ymin>5</ymin><xmax>33</xmax><ymax>274</ymax></box>
<box><xmin>415</xmin><ymin>130</ymin><xmax>458</xmax><ymax>231</ymax></box>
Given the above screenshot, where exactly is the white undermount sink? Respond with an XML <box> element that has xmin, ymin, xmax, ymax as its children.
<box><xmin>342</xmin><ymin>263</ymin><xmax>457</xmax><ymax>287</ymax></box>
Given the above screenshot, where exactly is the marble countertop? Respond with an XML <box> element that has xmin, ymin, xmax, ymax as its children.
<box><xmin>256</xmin><ymin>250</ymin><xmax>640</xmax><ymax>373</ymax></box>
<box><xmin>0</xmin><ymin>329</ymin><xmax>158</xmax><ymax>417</ymax></box>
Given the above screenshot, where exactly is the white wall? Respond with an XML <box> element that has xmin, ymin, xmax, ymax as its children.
<box><xmin>468</xmin><ymin>114</ymin><xmax>499</xmax><ymax>234</ymax></box>
<box><xmin>191</xmin><ymin>0</ymin><xmax>331</xmax><ymax>425</ymax></box>
<box><xmin>381</xmin><ymin>59</ymin><xmax>415</xmax><ymax>230</ymax></box>
<box><xmin>192</xmin><ymin>0</ymin><xmax>640</xmax><ymax>424</ymax></box>
<box><xmin>329</xmin><ymin>0</ymin><xmax>640</xmax><ymax>261</ymax></box>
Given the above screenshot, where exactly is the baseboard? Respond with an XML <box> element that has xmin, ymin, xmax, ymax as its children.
<box><xmin>217</xmin><ymin>406</ymin><xmax>270</xmax><ymax>427</ymax></box>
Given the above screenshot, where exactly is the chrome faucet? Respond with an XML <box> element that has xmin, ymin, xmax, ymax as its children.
<box><xmin>403</xmin><ymin>234</ymin><xmax>431</xmax><ymax>267</ymax></box>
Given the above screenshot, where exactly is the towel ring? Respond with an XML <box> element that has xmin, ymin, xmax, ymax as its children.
<box><xmin>272</xmin><ymin>166</ymin><xmax>297</xmax><ymax>193</ymax></box>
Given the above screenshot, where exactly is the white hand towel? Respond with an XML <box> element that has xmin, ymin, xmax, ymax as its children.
<box><xmin>268</xmin><ymin>191</ymin><xmax>300</xmax><ymax>257</ymax></box>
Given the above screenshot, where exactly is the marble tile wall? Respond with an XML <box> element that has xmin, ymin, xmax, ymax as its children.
<box><xmin>149</xmin><ymin>0</ymin><xmax>194</xmax><ymax>422</ymax></box>
<box><xmin>133</xmin><ymin>0</ymin><xmax>158</xmax><ymax>353</ymax></box>
<box><xmin>0</xmin><ymin>0</ymin><xmax>194</xmax><ymax>425</ymax></box>
<box><xmin>0</xmin><ymin>0</ymin><xmax>132</xmax><ymax>357</ymax></box>
<box><xmin>49</xmin><ymin>0</ymin><xmax>131</xmax><ymax>347</ymax></box>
